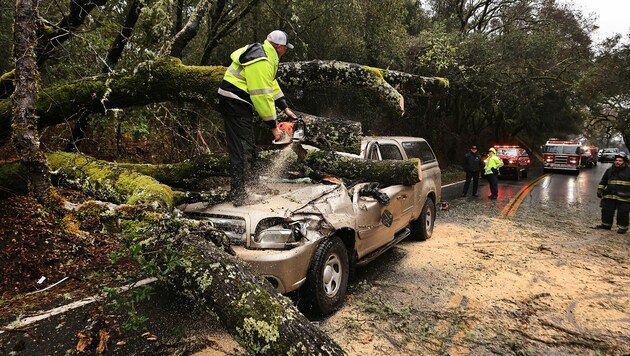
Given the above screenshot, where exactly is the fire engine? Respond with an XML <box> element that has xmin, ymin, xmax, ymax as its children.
<box><xmin>493</xmin><ymin>145</ymin><xmax>531</xmax><ymax>180</ymax></box>
<box><xmin>542</xmin><ymin>139</ymin><xmax>582</xmax><ymax>173</ymax></box>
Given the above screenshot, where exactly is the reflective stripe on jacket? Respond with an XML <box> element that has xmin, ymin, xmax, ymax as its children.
<box><xmin>484</xmin><ymin>154</ymin><xmax>503</xmax><ymax>175</ymax></box>
<box><xmin>218</xmin><ymin>40</ymin><xmax>287</xmax><ymax>123</ymax></box>
<box><xmin>598</xmin><ymin>165</ymin><xmax>630</xmax><ymax>202</ymax></box>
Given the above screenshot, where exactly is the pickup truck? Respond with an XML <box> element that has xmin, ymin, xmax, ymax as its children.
<box><xmin>178</xmin><ymin>136</ymin><xmax>441</xmax><ymax>314</ymax></box>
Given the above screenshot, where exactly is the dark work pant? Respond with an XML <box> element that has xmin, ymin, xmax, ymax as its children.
<box><xmin>223</xmin><ymin>113</ymin><xmax>257</xmax><ymax>197</ymax></box>
<box><xmin>463</xmin><ymin>170</ymin><xmax>480</xmax><ymax>195</ymax></box>
<box><xmin>601</xmin><ymin>199</ymin><xmax>629</xmax><ymax>230</ymax></box>
<box><xmin>486</xmin><ymin>173</ymin><xmax>499</xmax><ymax>197</ymax></box>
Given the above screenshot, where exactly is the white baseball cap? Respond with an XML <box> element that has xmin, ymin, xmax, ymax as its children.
<box><xmin>267</xmin><ymin>30</ymin><xmax>294</xmax><ymax>49</ymax></box>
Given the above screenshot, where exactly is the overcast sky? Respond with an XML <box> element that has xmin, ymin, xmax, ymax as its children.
<box><xmin>564</xmin><ymin>0</ymin><xmax>630</xmax><ymax>42</ymax></box>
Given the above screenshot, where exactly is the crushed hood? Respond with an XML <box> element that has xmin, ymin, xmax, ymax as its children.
<box><xmin>178</xmin><ymin>183</ymin><xmax>355</xmax><ymax>230</ymax></box>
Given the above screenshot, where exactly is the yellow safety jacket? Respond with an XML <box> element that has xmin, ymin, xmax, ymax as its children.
<box><xmin>484</xmin><ymin>154</ymin><xmax>503</xmax><ymax>175</ymax></box>
<box><xmin>217</xmin><ymin>40</ymin><xmax>287</xmax><ymax>125</ymax></box>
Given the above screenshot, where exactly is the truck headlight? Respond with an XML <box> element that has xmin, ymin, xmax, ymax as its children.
<box><xmin>257</xmin><ymin>226</ymin><xmax>294</xmax><ymax>244</ymax></box>
<box><xmin>253</xmin><ymin>222</ymin><xmax>306</xmax><ymax>249</ymax></box>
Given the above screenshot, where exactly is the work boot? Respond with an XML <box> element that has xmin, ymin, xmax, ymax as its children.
<box><xmin>619</xmin><ymin>229</ymin><xmax>628</xmax><ymax>234</ymax></box>
<box><xmin>592</xmin><ymin>224</ymin><xmax>611</xmax><ymax>230</ymax></box>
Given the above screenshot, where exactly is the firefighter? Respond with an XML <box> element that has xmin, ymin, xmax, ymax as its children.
<box><xmin>484</xmin><ymin>147</ymin><xmax>503</xmax><ymax>200</ymax></box>
<box><xmin>594</xmin><ymin>152</ymin><xmax>630</xmax><ymax>234</ymax></box>
<box><xmin>217</xmin><ymin>30</ymin><xmax>298</xmax><ymax>206</ymax></box>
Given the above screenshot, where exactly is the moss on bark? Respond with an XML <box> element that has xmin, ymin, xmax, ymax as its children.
<box><xmin>114</xmin><ymin>212</ymin><xmax>345</xmax><ymax>355</ymax></box>
<box><xmin>48</xmin><ymin>152</ymin><xmax>175</xmax><ymax>210</ymax></box>
<box><xmin>304</xmin><ymin>149</ymin><xmax>421</xmax><ymax>186</ymax></box>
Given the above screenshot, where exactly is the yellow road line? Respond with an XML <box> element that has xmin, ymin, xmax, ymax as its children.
<box><xmin>499</xmin><ymin>173</ymin><xmax>550</xmax><ymax>220</ymax></box>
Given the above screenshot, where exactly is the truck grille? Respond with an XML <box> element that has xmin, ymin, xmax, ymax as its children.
<box><xmin>186</xmin><ymin>213</ymin><xmax>247</xmax><ymax>245</ymax></box>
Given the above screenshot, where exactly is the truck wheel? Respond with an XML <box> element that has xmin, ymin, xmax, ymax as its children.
<box><xmin>521</xmin><ymin>168</ymin><xmax>528</xmax><ymax>178</ymax></box>
<box><xmin>302</xmin><ymin>236</ymin><xmax>349</xmax><ymax>315</ymax></box>
<box><xmin>410</xmin><ymin>198</ymin><xmax>435</xmax><ymax>241</ymax></box>
<box><xmin>514</xmin><ymin>168</ymin><xmax>520</xmax><ymax>181</ymax></box>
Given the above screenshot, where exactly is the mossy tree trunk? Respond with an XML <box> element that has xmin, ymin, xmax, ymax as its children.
<box><xmin>304</xmin><ymin>149</ymin><xmax>421</xmax><ymax>186</ymax></box>
<box><xmin>0</xmin><ymin>143</ymin><xmax>422</xmax><ymax>199</ymax></box>
<box><xmin>12</xmin><ymin>0</ymin><xmax>52</xmax><ymax>204</ymax></box>
<box><xmin>0</xmin><ymin>58</ymin><xmax>448</xmax><ymax>144</ymax></box>
<box><xmin>125</xmin><ymin>216</ymin><xmax>345</xmax><ymax>355</ymax></box>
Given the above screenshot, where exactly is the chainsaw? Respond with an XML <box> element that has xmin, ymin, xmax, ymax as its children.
<box><xmin>272</xmin><ymin>117</ymin><xmax>306</xmax><ymax>145</ymax></box>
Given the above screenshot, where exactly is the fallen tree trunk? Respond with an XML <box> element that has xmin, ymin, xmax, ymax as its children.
<box><xmin>304</xmin><ymin>149</ymin><xmax>421</xmax><ymax>186</ymax></box>
<box><xmin>117</xmin><ymin>154</ymin><xmax>231</xmax><ymax>188</ymax></box>
<box><xmin>122</xmin><ymin>215</ymin><xmax>345</xmax><ymax>355</ymax></box>
<box><xmin>48</xmin><ymin>152</ymin><xmax>176</xmax><ymax>210</ymax></box>
<box><xmin>1</xmin><ymin>143</ymin><xmax>422</xmax><ymax>200</ymax></box>
<box><xmin>0</xmin><ymin>58</ymin><xmax>415</xmax><ymax>143</ymax></box>
<box><xmin>256</xmin><ymin>111</ymin><xmax>362</xmax><ymax>154</ymax></box>
<box><xmin>278</xmin><ymin>60</ymin><xmax>449</xmax><ymax>99</ymax></box>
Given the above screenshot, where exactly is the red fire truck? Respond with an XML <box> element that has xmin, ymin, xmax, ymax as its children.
<box><xmin>542</xmin><ymin>139</ymin><xmax>582</xmax><ymax>173</ymax></box>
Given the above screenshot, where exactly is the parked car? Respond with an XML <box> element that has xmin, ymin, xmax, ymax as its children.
<box><xmin>599</xmin><ymin>148</ymin><xmax>620</xmax><ymax>163</ymax></box>
<box><xmin>179</xmin><ymin>136</ymin><xmax>441</xmax><ymax>315</ymax></box>
<box><xmin>493</xmin><ymin>145</ymin><xmax>531</xmax><ymax>179</ymax></box>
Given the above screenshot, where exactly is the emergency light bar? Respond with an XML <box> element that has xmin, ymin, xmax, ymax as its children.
<box><xmin>545</xmin><ymin>140</ymin><xmax>578</xmax><ymax>145</ymax></box>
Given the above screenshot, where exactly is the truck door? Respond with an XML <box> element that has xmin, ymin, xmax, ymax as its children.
<box><xmin>354</xmin><ymin>141</ymin><xmax>409</xmax><ymax>256</ymax></box>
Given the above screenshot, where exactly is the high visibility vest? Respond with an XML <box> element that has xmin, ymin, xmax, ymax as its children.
<box><xmin>217</xmin><ymin>40</ymin><xmax>286</xmax><ymax>123</ymax></box>
<box><xmin>598</xmin><ymin>165</ymin><xmax>630</xmax><ymax>202</ymax></box>
<box><xmin>484</xmin><ymin>154</ymin><xmax>503</xmax><ymax>175</ymax></box>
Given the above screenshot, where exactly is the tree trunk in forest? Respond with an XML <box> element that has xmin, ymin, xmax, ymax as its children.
<box><xmin>12</xmin><ymin>0</ymin><xmax>52</xmax><ymax>203</ymax></box>
<box><xmin>103</xmin><ymin>0</ymin><xmax>143</xmax><ymax>73</ymax></box>
<box><xmin>168</xmin><ymin>0</ymin><xmax>211</xmax><ymax>58</ymax></box>
<box><xmin>35</xmin><ymin>0</ymin><xmax>107</xmax><ymax>66</ymax></box>
<box><xmin>0</xmin><ymin>0</ymin><xmax>107</xmax><ymax>98</ymax></box>
<box><xmin>199</xmin><ymin>0</ymin><xmax>261</xmax><ymax>66</ymax></box>
<box><xmin>68</xmin><ymin>0</ymin><xmax>143</xmax><ymax>151</ymax></box>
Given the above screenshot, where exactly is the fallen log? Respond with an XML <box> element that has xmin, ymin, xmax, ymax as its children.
<box><xmin>105</xmin><ymin>206</ymin><xmax>346</xmax><ymax>355</ymax></box>
<box><xmin>117</xmin><ymin>154</ymin><xmax>231</xmax><ymax>188</ymax></box>
<box><xmin>279</xmin><ymin>60</ymin><xmax>448</xmax><ymax>99</ymax></box>
<box><xmin>48</xmin><ymin>152</ymin><xmax>176</xmax><ymax>210</ymax></box>
<box><xmin>1</xmin><ymin>143</ymin><xmax>421</xmax><ymax>200</ymax></box>
<box><xmin>304</xmin><ymin>149</ymin><xmax>421</xmax><ymax>186</ymax></box>
<box><xmin>0</xmin><ymin>58</ymin><xmax>412</xmax><ymax>143</ymax></box>
<box><xmin>257</xmin><ymin>111</ymin><xmax>362</xmax><ymax>154</ymax></box>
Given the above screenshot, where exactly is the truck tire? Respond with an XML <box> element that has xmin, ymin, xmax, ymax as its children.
<box><xmin>521</xmin><ymin>168</ymin><xmax>528</xmax><ymax>178</ymax></box>
<box><xmin>410</xmin><ymin>198</ymin><xmax>435</xmax><ymax>241</ymax></box>
<box><xmin>514</xmin><ymin>168</ymin><xmax>520</xmax><ymax>181</ymax></box>
<box><xmin>302</xmin><ymin>236</ymin><xmax>349</xmax><ymax>315</ymax></box>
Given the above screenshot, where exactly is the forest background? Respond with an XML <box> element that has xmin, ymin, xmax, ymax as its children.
<box><xmin>1</xmin><ymin>0</ymin><xmax>629</xmax><ymax>168</ymax></box>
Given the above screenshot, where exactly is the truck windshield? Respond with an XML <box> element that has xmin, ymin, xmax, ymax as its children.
<box><xmin>544</xmin><ymin>145</ymin><xmax>580</xmax><ymax>154</ymax></box>
<box><xmin>495</xmin><ymin>148</ymin><xmax>519</xmax><ymax>156</ymax></box>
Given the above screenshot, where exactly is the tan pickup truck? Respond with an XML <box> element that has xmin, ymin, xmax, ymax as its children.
<box><xmin>179</xmin><ymin>136</ymin><xmax>441</xmax><ymax>314</ymax></box>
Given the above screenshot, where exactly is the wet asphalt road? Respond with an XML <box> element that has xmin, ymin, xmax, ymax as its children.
<box><xmin>441</xmin><ymin>163</ymin><xmax>612</xmax><ymax>222</ymax></box>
